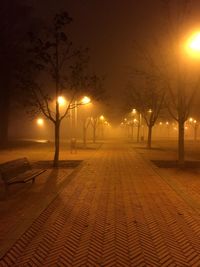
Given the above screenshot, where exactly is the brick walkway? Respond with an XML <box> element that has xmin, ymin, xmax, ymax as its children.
<box><xmin>1</xmin><ymin>142</ymin><xmax>200</xmax><ymax>266</ymax></box>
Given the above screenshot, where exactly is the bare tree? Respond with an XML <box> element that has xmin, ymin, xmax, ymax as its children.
<box><xmin>21</xmin><ymin>12</ymin><xmax>102</xmax><ymax>167</ymax></box>
<box><xmin>127</xmin><ymin>0</ymin><xmax>199</xmax><ymax>164</ymax></box>
<box><xmin>127</xmin><ymin>77</ymin><xmax>165</xmax><ymax>148</ymax></box>
<box><xmin>160</xmin><ymin>0</ymin><xmax>199</xmax><ymax>165</ymax></box>
<box><xmin>82</xmin><ymin>117</ymin><xmax>91</xmax><ymax>147</ymax></box>
<box><xmin>90</xmin><ymin>117</ymin><xmax>99</xmax><ymax>143</ymax></box>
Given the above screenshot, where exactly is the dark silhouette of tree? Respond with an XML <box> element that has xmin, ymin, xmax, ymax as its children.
<box><xmin>21</xmin><ymin>12</ymin><xmax>104</xmax><ymax>167</ymax></box>
<box><xmin>127</xmin><ymin>0</ymin><xmax>199</xmax><ymax>164</ymax></box>
<box><xmin>126</xmin><ymin>77</ymin><xmax>165</xmax><ymax>148</ymax></box>
<box><xmin>160</xmin><ymin>0</ymin><xmax>199</xmax><ymax>165</ymax></box>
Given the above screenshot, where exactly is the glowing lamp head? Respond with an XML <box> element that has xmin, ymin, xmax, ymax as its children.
<box><xmin>132</xmin><ymin>109</ymin><xmax>137</xmax><ymax>114</ymax></box>
<box><xmin>189</xmin><ymin>117</ymin><xmax>193</xmax><ymax>122</ymax></box>
<box><xmin>57</xmin><ymin>96</ymin><xmax>66</xmax><ymax>106</ymax></box>
<box><xmin>185</xmin><ymin>32</ymin><xmax>200</xmax><ymax>58</ymax></box>
<box><xmin>81</xmin><ymin>96</ymin><xmax>91</xmax><ymax>105</ymax></box>
<box><xmin>100</xmin><ymin>115</ymin><xmax>105</xmax><ymax>121</ymax></box>
<box><xmin>37</xmin><ymin>118</ymin><xmax>44</xmax><ymax>126</ymax></box>
<box><xmin>189</xmin><ymin>32</ymin><xmax>200</xmax><ymax>51</ymax></box>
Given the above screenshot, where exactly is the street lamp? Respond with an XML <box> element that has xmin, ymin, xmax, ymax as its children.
<box><xmin>188</xmin><ymin>117</ymin><xmax>198</xmax><ymax>141</ymax></box>
<box><xmin>185</xmin><ymin>31</ymin><xmax>200</xmax><ymax>58</ymax></box>
<box><xmin>57</xmin><ymin>96</ymin><xmax>66</xmax><ymax>106</ymax></box>
<box><xmin>99</xmin><ymin>115</ymin><xmax>105</xmax><ymax>139</ymax></box>
<box><xmin>81</xmin><ymin>96</ymin><xmax>91</xmax><ymax>105</ymax></box>
<box><xmin>36</xmin><ymin>118</ymin><xmax>44</xmax><ymax>126</ymax></box>
<box><xmin>132</xmin><ymin>108</ymin><xmax>142</xmax><ymax>142</ymax></box>
<box><xmin>100</xmin><ymin>115</ymin><xmax>105</xmax><ymax>121</ymax></box>
<box><xmin>73</xmin><ymin>96</ymin><xmax>91</xmax><ymax>138</ymax></box>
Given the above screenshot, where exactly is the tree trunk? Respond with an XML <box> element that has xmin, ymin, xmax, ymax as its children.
<box><xmin>147</xmin><ymin>125</ymin><xmax>152</xmax><ymax>149</ymax></box>
<box><xmin>178</xmin><ymin>120</ymin><xmax>185</xmax><ymax>165</ymax></box>
<box><xmin>194</xmin><ymin>125</ymin><xmax>198</xmax><ymax>141</ymax></box>
<box><xmin>53</xmin><ymin>120</ymin><xmax>60</xmax><ymax>167</ymax></box>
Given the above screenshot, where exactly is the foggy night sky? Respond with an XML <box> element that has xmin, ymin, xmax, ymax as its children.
<box><xmin>22</xmin><ymin>0</ymin><xmax>200</xmax><ymax>121</ymax></box>
<box><xmin>26</xmin><ymin>0</ymin><xmax>162</xmax><ymax>119</ymax></box>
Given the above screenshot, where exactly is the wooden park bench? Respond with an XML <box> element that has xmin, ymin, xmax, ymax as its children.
<box><xmin>0</xmin><ymin>157</ymin><xmax>46</xmax><ymax>191</ymax></box>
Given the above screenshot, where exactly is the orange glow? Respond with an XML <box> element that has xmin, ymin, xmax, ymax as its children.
<box><xmin>81</xmin><ymin>96</ymin><xmax>91</xmax><ymax>105</ymax></box>
<box><xmin>57</xmin><ymin>96</ymin><xmax>66</xmax><ymax>106</ymax></box>
<box><xmin>37</xmin><ymin>118</ymin><xmax>44</xmax><ymax>126</ymax></box>
<box><xmin>185</xmin><ymin>32</ymin><xmax>200</xmax><ymax>58</ymax></box>
<box><xmin>100</xmin><ymin>115</ymin><xmax>105</xmax><ymax>121</ymax></box>
<box><xmin>189</xmin><ymin>33</ymin><xmax>200</xmax><ymax>51</ymax></box>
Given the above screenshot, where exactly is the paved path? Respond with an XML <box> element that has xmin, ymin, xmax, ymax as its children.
<box><xmin>1</xmin><ymin>142</ymin><xmax>200</xmax><ymax>266</ymax></box>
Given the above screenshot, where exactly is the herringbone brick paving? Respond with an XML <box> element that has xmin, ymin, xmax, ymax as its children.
<box><xmin>1</xmin><ymin>142</ymin><xmax>200</xmax><ymax>266</ymax></box>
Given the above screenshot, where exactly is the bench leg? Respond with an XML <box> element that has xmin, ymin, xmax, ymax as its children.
<box><xmin>32</xmin><ymin>177</ymin><xmax>35</xmax><ymax>183</ymax></box>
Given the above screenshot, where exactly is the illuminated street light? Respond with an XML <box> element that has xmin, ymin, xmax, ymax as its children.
<box><xmin>81</xmin><ymin>96</ymin><xmax>91</xmax><ymax>105</ymax></box>
<box><xmin>188</xmin><ymin>117</ymin><xmax>198</xmax><ymax>141</ymax></box>
<box><xmin>188</xmin><ymin>32</ymin><xmax>200</xmax><ymax>51</ymax></box>
<box><xmin>132</xmin><ymin>109</ymin><xmax>137</xmax><ymax>114</ymax></box>
<box><xmin>57</xmin><ymin>96</ymin><xmax>66</xmax><ymax>106</ymax></box>
<box><xmin>37</xmin><ymin>118</ymin><xmax>44</xmax><ymax>126</ymax></box>
<box><xmin>100</xmin><ymin>115</ymin><xmax>105</xmax><ymax>121</ymax></box>
<box><xmin>185</xmin><ymin>32</ymin><xmax>200</xmax><ymax>58</ymax></box>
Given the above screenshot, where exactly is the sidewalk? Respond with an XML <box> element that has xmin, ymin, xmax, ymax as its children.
<box><xmin>1</xmin><ymin>141</ymin><xmax>200</xmax><ymax>266</ymax></box>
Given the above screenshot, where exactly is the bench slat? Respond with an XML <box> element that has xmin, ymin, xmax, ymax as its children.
<box><xmin>7</xmin><ymin>169</ymin><xmax>46</xmax><ymax>185</ymax></box>
<box><xmin>0</xmin><ymin>158</ymin><xmax>31</xmax><ymax>180</ymax></box>
<box><xmin>0</xmin><ymin>158</ymin><xmax>46</xmax><ymax>190</ymax></box>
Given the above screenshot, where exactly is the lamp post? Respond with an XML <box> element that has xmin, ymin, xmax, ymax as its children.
<box><xmin>99</xmin><ymin>115</ymin><xmax>105</xmax><ymax>139</ymax></box>
<box><xmin>132</xmin><ymin>109</ymin><xmax>142</xmax><ymax>142</ymax></box>
<box><xmin>73</xmin><ymin>96</ymin><xmax>91</xmax><ymax>139</ymax></box>
<box><xmin>188</xmin><ymin>117</ymin><xmax>198</xmax><ymax>141</ymax></box>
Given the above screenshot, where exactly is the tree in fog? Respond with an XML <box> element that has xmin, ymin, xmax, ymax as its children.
<box><xmin>90</xmin><ymin>116</ymin><xmax>99</xmax><ymax>143</ymax></box>
<box><xmin>128</xmin><ymin>0</ymin><xmax>199</xmax><ymax>164</ymax></box>
<box><xmin>21</xmin><ymin>12</ymin><xmax>103</xmax><ymax>167</ymax></box>
<box><xmin>127</xmin><ymin>77</ymin><xmax>165</xmax><ymax>148</ymax></box>
<box><xmin>160</xmin><ymin>0</ymin><xmax>199</xmax><ymax>165</ymax></box>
